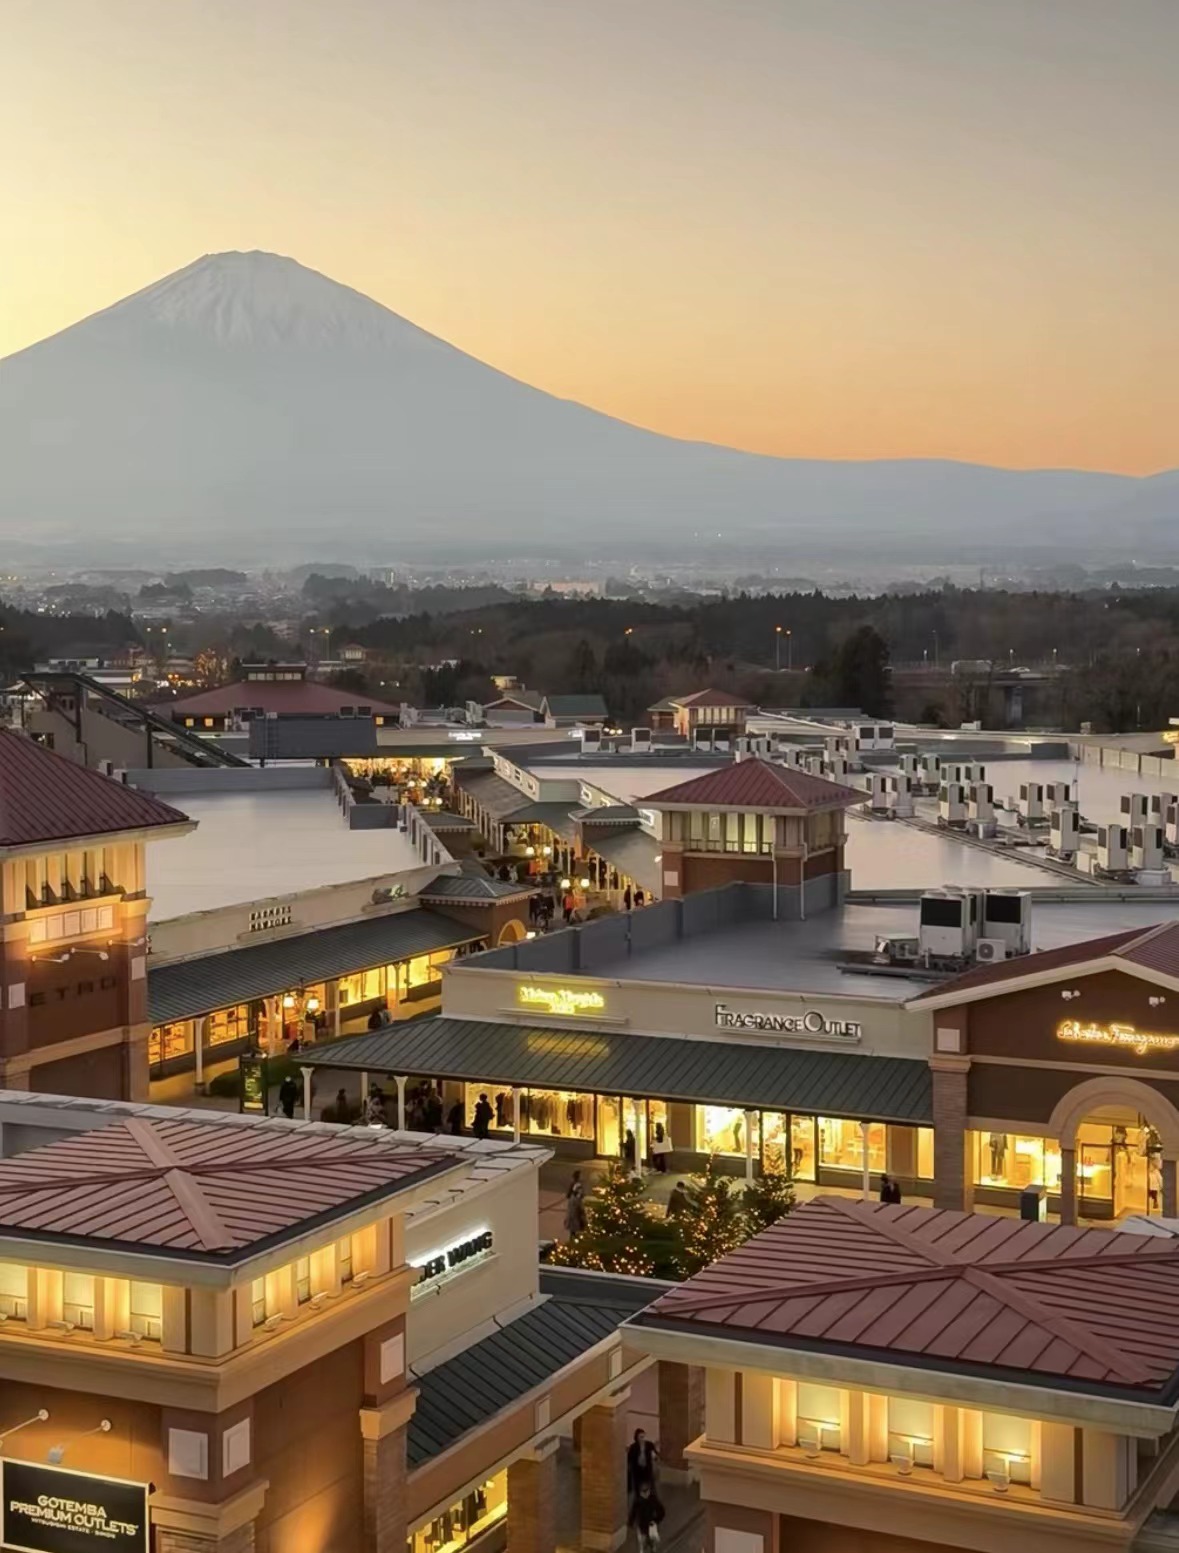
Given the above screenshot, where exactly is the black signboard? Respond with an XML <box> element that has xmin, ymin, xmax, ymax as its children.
<box><xmin>240</xmin><ymin>1056</ymin><xmax>268</xmax><ymax>1115</ymax></box>
<box><xmin>0</xmin><ymin>1460</ymin><xmax>148</xmax><ymax>1553</ymax></box>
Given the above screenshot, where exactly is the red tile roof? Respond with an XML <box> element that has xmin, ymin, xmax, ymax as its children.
<box><xmin>0</xmin><ymin>1116</ymin><xmax>453</xmax><ymax>1260</ymax></box>
<box><xmin>643</xmin><ymin>1197</ymin><xmax>1179</xmax><ymax>1393</ymax></box>
<box><xmin>0</xmin><ymin>731</ymin><xmax>192</xmax><ymax>852</ymax></box>
<box><xmin>909</xmin><ymin>921</ymin><xmax>1179</xmax><ymax>1003</ymax></box>
<box><xmin>157</xmin><ymin>681</ymin><xmax>401</xmax><ymax>717</ymax></box>
<box><xmin>645</xmin><ymin>759</ymin><xmax>864</xmax><ymax>812</ymax></box>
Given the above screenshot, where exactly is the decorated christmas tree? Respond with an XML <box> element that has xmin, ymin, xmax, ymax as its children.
<box><xmin>742</xmin><ymin>1161</ymin><xmax>796</xmax><ymax>1235</ymax></box>
<box><xmin>674</xmin><ymin>1159</ymin><xmax>747</xmax><ymax>1277</ymax></box>
<box><xmin>549</xmin><ymin>1163</ymin><xmax>655</xmax><ymax>1276</ymax></box>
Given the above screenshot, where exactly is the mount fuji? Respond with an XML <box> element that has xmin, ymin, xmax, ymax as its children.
<box><xmin>0</xmin><ymin>250</ymin><xmax>1167</xmax><ymax>559</ymax></box>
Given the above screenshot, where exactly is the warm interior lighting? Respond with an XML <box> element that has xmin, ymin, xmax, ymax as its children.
<box><xmin>282</xmin><ymin>994</ymin><xmax>296</xmax><ymax>1010</ymax></box>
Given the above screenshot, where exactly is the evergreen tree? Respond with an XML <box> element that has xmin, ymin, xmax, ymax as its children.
<box><xmin>549</xmin><ymin>1163</ymin><xmax>655</xmax><ymax>1277</ymax></box>
<box><xmin>830</xmin><ymin>624</ymin><xmax>892</xmax><ymax>715</ymax></box>
<box><xmin>565</xmin><ymin>638</ymin><xmax>599</xmax><ymax>692</ymax></box>
<box><xmin>675</xmin><ymin>1160</ymin><xmax>746</xmax><ymax>1277</ymax></box>
<box><xmin>742</xmin><ymin>1163</ymin><xmax>796</xmax><ymax>1235</ymax></box>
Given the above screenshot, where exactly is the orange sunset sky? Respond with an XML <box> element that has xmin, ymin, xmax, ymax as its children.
<box><xmin>3</xmin><ymin>0</ymin><xmax>1177</xmax><ymax>474</ymax></box>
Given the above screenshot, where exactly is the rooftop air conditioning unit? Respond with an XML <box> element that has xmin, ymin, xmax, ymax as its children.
<box><xmin>1097</xmin><ymin>824</ymin><xmax>1129</xmax><ymax>872</ymax></box>
<box><xmin>875</xmin><ymin>934</ymin><xmax>920</xmax><ymax>963</ymax></box>
<box><xmin>579</xmin><ymin>728</ymin><xmax>602</xmax><ymax>753</ymax></box>
<box><xmin>1151</xmin><ymin>791</ymin><xmax>1177</xmax><ymax>822</ymax></box>
<box><xmin>1046</xmin><ymin>781</ymin><xmax>1071</xmax><ymax>808</ymax></box>
<box><xmin>693</xmin><ymin>729</ymin><xmax>714</xmax><ymax>751</ymax></box>
<box><xmin>918</xmin><ymin>889</ymin><xmax>979</xmax><ymax>961</ymax></box>
<box><xmin>1131</xmin><ymin>823</ymin><xmax>1164</xmax><ymax>871</ymax></box>
<box><xmin>982</xmin><ymin>890</ymin><xmax>1031</xmax><ymax>954</ymax></box>
<box><xmin>630</xmin><ymin>727</ymin><xmax>653</xmax><ymax>752</ymax></box>
<box><xmin>968</xmin><ymin>782</ymin><xmax>995</xmax><ymax>825</ymax></box>
<box><xmin>938</xmin><ymin>782</ymin><xmax>967</xmax><ymax>828</ymax></box>
<box><xmin>1018</xmin><ymin>783</ymin><xmax>1045</xmax><ymax>824</ymax></box>
<box><xmin>1050</xmin><ymin>804</ymin><xmax>1079</xmax><ymax>857</ymax></box>
<box><xmin>1121</xmin><ymin>793</ymin><xmax>1149</xmax><ymax>828</ymax></box>
<box><xmin>976</xmin><ymin>938</ymin><xmax>1009</xmax><ymax>963</ymax></box>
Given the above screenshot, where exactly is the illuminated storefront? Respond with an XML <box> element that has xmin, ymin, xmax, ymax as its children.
<box><xmin>409</xmin><ymin>1473</ymin><xmax>506</xmax><ymax>1553</ymax></box>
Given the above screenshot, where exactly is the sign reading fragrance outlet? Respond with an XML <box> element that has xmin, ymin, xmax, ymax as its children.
<box><xmin>714</xmin><ymin>1004</ymin><xmax>863</xmax><ymax>1040</ymax></box>
<box><xmin>0</xmin><ymin>1460</ymin><xmax>148</xmax><ymax>1553</ymax></box>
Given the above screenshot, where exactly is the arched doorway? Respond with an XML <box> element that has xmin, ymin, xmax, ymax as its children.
<box><xmin>497</xmin><ymin>917</ymin><xmax>527</xmax><ymax>946</ymax></box>
<box><xmin>1050</xmin><ymin>1077</ymin><xmax>1179</xmax><ymax>1223</ymax></box>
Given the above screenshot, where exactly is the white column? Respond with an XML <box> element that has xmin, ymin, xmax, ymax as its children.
<box><xmin>395</xmin><ymin>1075</ymin><xmax>407</xmax><ymax>1131</ymax></box>
<box><xmin>861</xmin><ymin>1121</ymin><xmax>872</xmax><ymax>1199</ymax></box>
<box><xmin>744</xmin><ymin>1110</ymin><xmax>757</xmax><ymax>1183</ymax></box>
<box><xmin>301</xmin><ymin>1065</ymin><xmax>313</xmax><ymax>1118</ymax></box>
<box><xmin>194</xmin><ymin>1017</ymin><xmax>206</xmax><ymax>1090</ymax></box>
<box><xmin>513</xmin><ymin>1086</ymin><xmax>522</xmax><ymax>1143</ymax></box>
<box><xmin>360</xmin><ymin>1071</ymin><xmax>368</xmax><ymax>1108</ymax></box>
<box><xmin>333</xmin><ymin>980</ymin><xmax>342</xmax><ymax>1038</ymax></box>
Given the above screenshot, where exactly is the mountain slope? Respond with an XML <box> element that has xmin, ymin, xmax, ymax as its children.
<box><xmin>0</xmin><ymin>250</ymin><xmax>1160</xmax><ymax>556</ymax></box>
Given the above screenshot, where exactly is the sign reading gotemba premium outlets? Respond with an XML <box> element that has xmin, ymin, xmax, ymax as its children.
<box><xmin>1058</xmin><ymin>1019</ymin><xmax>1179</xmax><ymax>1057</ymax></box>
<box><xmin>0</xmin><ymin>1460</ymin><xmax>148</xmax><ymax>1553</ymax></box>
<box><xmin>517</xmin><ymin>985</ymin><xmax>606</xmax><ymax>1018</ymax></box>
<box><xmin>715</xmin><ymin>1004</ymin><xmax>862</xmax><ymax>1040</ymax></box>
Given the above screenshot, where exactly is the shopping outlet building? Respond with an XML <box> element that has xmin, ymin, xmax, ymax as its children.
<box><xmin>0</xmin><ymin>1092</ymin><xmax>667</xmax><ymax>1553</ymax></box>
<box><xmin>626</xmin><ymin>1196</ymin><xmax>1179</xmax><ymax>1553</ymax></box>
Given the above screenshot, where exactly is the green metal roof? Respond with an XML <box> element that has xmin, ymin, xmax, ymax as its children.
<box><xmin>298</xmin><ymin>1016</ymin><xmax>932</xmax><ymax>1124</ymax></box>
<box><xmin>409</xmin><ymin>1289</ymin><xmax>645</xmax><ymax>1466</ymax></box>
<box><xmin>148</xmin><ymin>911</ymin><xmax>484</xmax><ymax>1025</ymax></box>
<box><xmin>541</xmin><ymin>694</ymin><xmax>609</xmax><ymax>718</ymax></box>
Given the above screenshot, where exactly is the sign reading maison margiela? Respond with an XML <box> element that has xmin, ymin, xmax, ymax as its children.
<box><xmin>714</xmin><ymin>1004</ymin><xmax>863</xmax><ymax>1040</ymax></box>
<box><xmin>0</xmin><ymin>1461</ymin><xmax>148</xmax><ymax>1553</ymax></box>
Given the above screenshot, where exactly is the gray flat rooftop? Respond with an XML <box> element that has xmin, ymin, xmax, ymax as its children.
<box><xmin>584</xmin><ymin>899</ymin><xmax>1179</xmax><ymax>1002</ymax></box>
<box><xmin>146</xmin><ymin>791</ymin><xmax>423</xmax><ymax>922</ymax></box>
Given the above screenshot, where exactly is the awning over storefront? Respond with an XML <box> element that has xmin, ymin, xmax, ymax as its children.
<box><xmin>410</xmin><ymin>1275</ymin><xmax>653</xmax><ymax>1466</ymax></box>
<box><xmin>148</xmin><ymin>911</ymin><xmax>485</xmax><ymax>1025</ymax></box>
<box><xmin>507</xmin><ymin>802</ymin><xmax>578</xmax><ymax>842</ymax></box>
<box><xmin>299</xmin><ymin>1017</ymin><xmax>933</xmax><ymax>1124</ymax></box>
<box><xmin>582</xmin><ymin>829</ymin><xmax>661</xmax><ymax>897</ymax></box>
<box><xmin>459</xmin><ymin>772</ymin><xmax>535</xmax><ymax>820</ymax></box>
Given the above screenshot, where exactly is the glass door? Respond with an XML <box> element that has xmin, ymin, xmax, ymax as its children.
<box><xmin>596</xmin><ymin>1096</ymin><xmax>622</xmax><ymax>1159</ymax></box>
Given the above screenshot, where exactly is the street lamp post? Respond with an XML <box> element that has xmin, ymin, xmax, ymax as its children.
<box><xmin>775</xmin><ymin>626</ymin><xmax>782</xmax><ymax>671</ymax></box>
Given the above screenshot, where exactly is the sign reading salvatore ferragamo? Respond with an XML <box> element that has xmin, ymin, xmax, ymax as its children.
<box><xmin>714</xmin><ymin>1003</ymin><xmax>863</xmax><ymax>1040</ymax></box>
<box><xmin>1058</xmin><ymin>1019</ymin><xmax>1179</xmax><ymax>1057</ymax></box>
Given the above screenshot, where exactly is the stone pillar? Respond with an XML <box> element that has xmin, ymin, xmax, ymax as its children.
<box><xmin>1060</xmin><ymin>1146</ymin><xmax>1078</xmax><ymax>1226</ymax></box>
<box><xmin>156</xmin><ymin>1528</ymin><xmax>255</xmax><ymax>1553</ymax></box>
<box><xmin>658</xmin><ymin>1362</ymin><xmax>704</xmax><ymax>1481</ymax></box>
<box><xmin>930</xmin><ymin>1057</ymin><xmax>972</xmax><ymax>1211</ymax></box>
<box><xmin>579</xmin><ymin>1394</ymin><xmax>629</xmax><ymax>1552</ymax></box>
<box><xmin>151</xmin><ymin>1482</ymin><xmax>267</xmax><ymax>1553</ymax></box>
<box><xmin>360</xmin><ymin>1393</ymin><xmax>415</xmax><ymax>1553</ymax></box>
<box><xmin>1164</xmin><ymin>1157</ymin><xmax>1178</xmax><ymax>1219</ymax></box>
<box><xmin>507</xmin><ymin>1443</ymin><xmax>558</xmax><ymax>1553</ymax></box>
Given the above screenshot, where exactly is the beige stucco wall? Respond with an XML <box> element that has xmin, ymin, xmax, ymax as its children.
<box><xmin>441</xmin><ymin>965</ymin><xmax>932</xmax><ymax>1060</ymax></box>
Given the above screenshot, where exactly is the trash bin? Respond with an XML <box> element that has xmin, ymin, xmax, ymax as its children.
<box><xmin>1019</xmin><ymin>1185</ymin><xmax>1046</xmax><ymax>1223</ymax></box>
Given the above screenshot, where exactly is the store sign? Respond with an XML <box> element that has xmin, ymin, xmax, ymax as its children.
<box><xmin>518</xmin><ymin>985</ymin><xmax>606</xmax><ymax>1018</ymax></box>
<box><xmin>0</xmin><ymin>1460</ymin><xmax>148</xmax><ymax>1553</ymax></box>
<box><xmin>411</xmin><ymin>1228</ymin><xmax>494</xmax><ymax>1297</ymax></box>
<box><xmin>1058</xmin><ymin>1019</ymin><xmax>1179</xmax><ymax>1057</ymax></box>
<box><xmin>714</xmin><ymin>1004</ymin><xmax>863</xmax><ymax>1040</ymax></box>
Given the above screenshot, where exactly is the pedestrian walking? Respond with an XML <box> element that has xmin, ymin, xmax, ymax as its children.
<box><xmin>277</xmin><ymin>1072</ymin><xmax>300</xmax><ymax>1120</ymax></box>
<box><xmin>650</xmin><ymin>1121</ymin><xmax>671</xmax><ymax>1173</ymax></box>
<box><xmin>562</xmin><ymin>890</ymin><xmax>576</xmax><ymax>924</ymax></box>
<box><xmin>634</xmin><ymin>888</ymin><xmax>646</xmax><ymax>908</ymax></box>
<box><xmin>879</xmin><ymin>1174</ymin><xmax>902</xmax><ymax>1205</ymax></box>
<box><xmin>666</xmin><ymin>1181</ymin><xmax>690</xmax><ymax>1220</ymax></box>
<box><xmin>627</xmin><ymin>1429</ymin><xmax>660</xmax><ymax>1497</ymax></box>
<box><xmin>628</xmin><ymin>1482</ymin><xmax>665</xmax><ymax>1553</ymax></box>
<box><xmin>623</xmin><ymin>1128</ymin><xmax>637</xmax><ymax>1171</ymax></box>
<box><xmin>564</xmin><ymin>1170</ymin><xmax>587</xmax><ymax>1240</ymax></box>
<box><xmin>473</xmin><ymin>1092</ymin><xmax>494</xmax><ymax>1140</ymax></box>
<box><xmin>364</xmin><ymin>1087</ymin><xmax>386</xmax><ymax>1127</ymax></box>
<box><xmin>447</xmin><ymin>1099</ymin><xmax>465</xmax><ymax>1135</ymax></box>
<box><xmin>623</xmin><ymin>886</ymin><xmax>633</xmax><ymax>911</ymax></box>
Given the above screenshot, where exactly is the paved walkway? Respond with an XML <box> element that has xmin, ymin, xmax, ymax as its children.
<box><xmin>555</xmin><ymin>1445</ymin><xmax>703</xmax><ymax>1553</ymax></box>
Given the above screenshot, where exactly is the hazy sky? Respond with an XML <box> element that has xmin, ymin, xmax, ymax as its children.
<box><xmin>4</xmin><ymin>0</ymin><xmax>1177</xmax><ymax>473</ymax></box>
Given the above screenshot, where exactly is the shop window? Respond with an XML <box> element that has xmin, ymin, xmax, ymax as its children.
<box><xmin>338</xmin><ymin>1237</ymin><xmax>354</xmax><ymax>1285</ymax></box>
<box><xmin>887</xmin><ymin>1397</ymin><xmax>934</xmax><ymax>1468</ymax></box>
<box><xmin>796</xmin><ymin>1383</ymin><xmax>842</xmax><ymax>1452</ymax></box>
<box><xmin>251</xmin><ymin>1278</ymin><xmax>266</xmax><ymax>1327</ymax></box>
<box><xmin>0</xmin><ymin>1261</ymin><xmax>27</xmax><ymax>1321</ymax></box>
<box><xmin>207</xmin><ymin>1005</ymin><xmax>251</xmax><ymax>1049</ymax></box>
<box><xmin>295</xmin><ymin>1257</ymin><xmax>311</xmax><ymax>1305</ymax></box>
<box><xmin>150</xmin><ymin>1021</ymin><xmax>193</xmax><ymax>1067</ymax></box>
<box><xmin>762</xmin><ymin>1114</ymin><xmax>817</xmax><ymax>1180</ymax></box>
<box><xmin>464</xmin><ymin>1083</ymin><xmax>595</xmax><ymax>1141</ymax></box>
<box><xmin>697</xmin><ymin>1106</ymin><xmax>758</xmax><ymax>1158</ymax></box>
<box><xmin>982</xmin><ymin>1413</ymin><xmax>1033</xmax><ymax>1486</ymax></box>
<box><xmin>129</xmin><ymin>1282</ymin><xmax>163</xmax><ymax>1342</ymax></box>
<box><xmin>973</xmin><ymin>1134</ymin><xmax>1063</xmax><ymax>1193</ymax></box>
<box><xmin>917</xmin><ymin>1128</ymin><xmax>935</xmax><ymax>1180</ymax></box>
<box><xmin>818</xmin><ymin>1118</ymin><xmax>886</xmax><ymax>1174</ymax></box>
<box><xmin>408</xmin><ymin>1472</ymin><xmax>507</xmax><ymax>1553</ymax></box>
<box><xmin>63</xmin><ymin>1272</ymin><xmax>95</xmax><ymax>1331</ymax></box>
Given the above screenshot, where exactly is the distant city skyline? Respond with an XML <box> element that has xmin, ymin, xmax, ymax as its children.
<box><xmin>5</xmin><ymin>0</ymin><xmax>1178</xmax><ymax>474</ymax></box>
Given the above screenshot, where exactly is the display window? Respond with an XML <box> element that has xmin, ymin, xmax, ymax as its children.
<box><xmin>149</xmin><ymin>1021</ymin><xmax>193</xmax><ymax>1066</ymax></box>
<box><xmin>917</xmin><ymin>1127</ymin><xmax>935</xmax><ymax>1180</ymax></box>
<box><xmin>409</xmin><ymin>1473</ymin><xmax>506</xmax><ymax>1553</ymax></box>
<box><xmin>697</xmin><ymin>1106</ymin><xmax>758</xmax><ymax>1158</ymax></box>
<box><xmin>818</xmin><ymin>1118</ymin><xmax>886</xmax><ymax>1173</ymax></box>
<box><xmin>208</xmin><ymin>1004</ymin><xmax>251</xmax><ymax>1047</ymax></box>
<box><xmin>972</xmin><ymin>1133</ymin><xmax>1063</xmax><ymax>1194</ymax></box>
<box><xmin>62</xmin><ymin>1272</ymin><xmax>95</xmax><ymax>1330</ymax></box>
<box><xmin>761</xmin><ymin>1114</ymin><xmax>817</xmax><ymax>1180</ymax></box>
<box><xmin>982</xmin><ymin>1413</ymin><xmax>1033</xmax><ymax>1486</ymax></box>
<box><xmin>463</xmin><ymin>1083</ymin><xmax>595</xmax><ymax>1140</ymax></box>
<box><xmin>129</xmin><ymin>1282</ymin><xmax>163</xmax><ymax>1342</ymax></box>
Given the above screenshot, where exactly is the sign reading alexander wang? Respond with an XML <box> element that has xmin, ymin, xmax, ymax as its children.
<box><xmin>714</xmin><ymin>1003</ymin><xmax>862</xmax><ymax>1040</ymax></box>
<box><xmin>0</xmin><ymin>1461</ymin><xmax>148</xmax><ymax>1553</ymax></box>
<box><xmin>410</xmin><ymin>1227</ymin><xmax>494</xmax><ymax>1298</ymax></box>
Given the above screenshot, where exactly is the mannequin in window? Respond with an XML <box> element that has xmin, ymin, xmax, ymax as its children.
<box><xmin>988</xmin><ymin>1133</ymin><xmax>1007</xmax><ymax>1177</ymax></box>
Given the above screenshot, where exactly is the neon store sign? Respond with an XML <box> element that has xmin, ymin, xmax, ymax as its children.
<box><xmin>411</xmin><ymin>1228</ymin><xmax>494</xmax><ymax>1298</ymax></box>
<box><xmin>1057</xmin><ymin>1019</ymin><xmax>1179</xmax><ymax>1057</ymax></box>
<box><xmin>517</xmin><ymin>985</ymin><xmax>606</xmax><ymax>1017</ymax></box>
